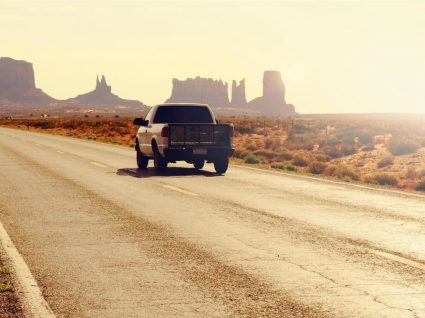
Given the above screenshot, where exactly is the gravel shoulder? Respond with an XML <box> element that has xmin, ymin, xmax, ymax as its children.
<box><xmin>0</xmin><ymin>250</ymin><xmax>24</xmax><ymax>318</ymax></box>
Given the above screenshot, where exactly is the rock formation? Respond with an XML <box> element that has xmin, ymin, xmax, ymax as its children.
<box><xmin>248</xmin><ymin>70</ymin><xmax>296</xmax><ymax>115</ymax></box>
<box><xmin>64</xmin><ymin>75</ymin><xmax>147</xmax><ymax>109</ymax></box>
<box><xmin>230</xmin><ymin>79</ymin><xmax>247</xmax><ymax>107</ymax></box>
<box><xmin>165</xmin><ymin>77</ymin><xmax>230</xmax><ymax>108</ymax></box>
<box><xmin>165</xmin><ymin>72</ymin><xmax>296</xmax><ymax>115</ymax></box>
<box><xmin>96</xmin><ymin>75</ymin><xmax>112</xmax><ymax>94</ymax></box>
<box><xmin>0</xmin><ymin>57</ymin><xmax>54</xmax><ymax>104</ymax></box>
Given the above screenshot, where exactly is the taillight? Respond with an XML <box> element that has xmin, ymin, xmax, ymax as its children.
<box><xmin>229</xmin><ymin>125</ymin><xmax>234</xmax><ymax>137</ymax></box>
<box><xmin>161</xmin><ymin>126</ymin><xmax>169</xmax><ymax>137</ymax></box>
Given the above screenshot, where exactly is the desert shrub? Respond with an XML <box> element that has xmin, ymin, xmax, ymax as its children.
<box><xmin>270</xmin><ymin>139</ymin><xmax>282</xmax><ymax>151</ymax></box>
<box><xmin>327</xmin><ymin>164</ymin><xmax>360</xmax><ymax>181</ymax></box>
<box><xmin>286</xmin><ymin>131</ymin><xmax>297</xmax><ymax>141</ymax></box>
<box><xmin>244</xmin><ymin>153</ymin><xmax>260</xmax><ymax>164</ymax></box>
<box><xmin>326</xmin><ymin>137</ymin><xmax>340</xmax><ymax>146</ymax></box>
<box><xmin>323</xmin><ymin>146</ymin><xmax>343</xmax><ymax>159</ymax></box>
<box><xmin>264</xmin><ymin>138</ymin><xmax>273</xmax><ymax>148</ymax></box>
<box><xmin>233</xmin><ymin>149</ymin><xmax>249</xmax><ymax>159</ymax></box>
<box><xmin>292</xmin><ymin>155</ymin><xmax>308</xmax><ymax>167</ymax></box>
<box><xmin>92</xmin><ymin>121</ymin><xmax>103</xmax><ymax>128</ymax></box>
<box><xmin>359</xmin><ymin>132</ymin><xmax>374</xmax><ymax>145</ymax></box>
<box><xmin>337</xmin><ymin>129</ymin><xmax>359</xmax><ymax>144</ymax></box>
<box><xmin>342</xmin><ymin>136</ymin><xmax>357</xmax><ymax>144</ymax></box>
<box><xmin>285</xmin><ymin>140</ymin><xmax>305</xmax><ymax>151</ymax></box>
<box><xmin>366</xmin><ymin>173</ymin><xmax>399</xmax><ymax>186</ymax></box>
<box><xmin>315</xmin><ymin>154</ymin><xmax>330</xmax><ymax>162</ymax></box>
<box><xmin>405</xmin><ymin>167</ymin><xmax>418</xmax><ymax>180</ymax></box>
<box><xmin>309</xmin><ymin>161</ymin><xmax>326</xmax><ymax>174</ymax></box>
<box><xmin>277</xmin><ymin>152</ymin><xmax>293</xmax><ymax>161</ymax></box>
<box><xmin>253</xmin><ymin>150</ymin><xmax>275</xmax><ymax>160</ymax></box>
<box><xmin>61</xmin><ymin>121</ymin><xmax>78</xmax><ymax>129</ymax></box>
<box><xmin>421</xmin><ymin>139</ymin><xmax>425</xmax><ymax>147</ymax></box>
<box><xmin>292</xmin><ymin>124</ymin><xmax>307</xmax><ymax>133</ymax></box>
<box><xmin>341</xmin><ymin>145</ymin><xmax>357</xmax><ymax>156</ymax></box>
<box><xmin>245</xmin><ymin>143</ymin><xmax>258</xmax><ymax>151</ymax></box>
<box><xmin>325</xmin><ymin>164</ymin><xmax>337</xmax><ymax>176</ymax></box>
<box><xmin>264</xmin><ymin>138</ymin><xmax>282</xmax><ymax>151</ymax></box>
<box><xmin>32</xmin><ymin>121</ymin><xmax>54</xmax><ymax>129</ymax></box>
<box><xmin>415</xmin><ymin>178</ymin><xmax>425</xmax><ymax>191</ymax></box>
<box><xmin>304</xmin><ymin>143</ymin><xmax>315</xmax><ymax>151</ymax></box>
<box><xmin>235</xmin><ymin>126</ymin><xmax>254</xmax><ymax>134</ymax></box>
<box><xmin>377</xmin><ymin>156</ymin><xmax>394</xmax><ymax>168</ymax></box>
<box><xmin>271</xmin><ymin>162</ymin><xmax>297</xmax><ymax>171</ymax></box>
<box><xmin>374</xmin><ymin>136</ymin><xmax>386</xmax><ymax>144</ymax></box>
<box><xmin>387</xmin><ymin>139</ymin><xmax>418</xmax><ymax>155</ymax></box>
<box><xmin>362</xmin><ymin>145</ymin><xmax>375</xmax><ymax>152</ymax></box>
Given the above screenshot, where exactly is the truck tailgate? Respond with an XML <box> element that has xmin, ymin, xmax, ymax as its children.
<box><xmin>168</xmin><ymin>124</ymin><xmax>231</xmax><ymax>147</ymax></box>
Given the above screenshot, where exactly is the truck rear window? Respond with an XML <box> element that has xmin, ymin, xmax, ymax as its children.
<box><xmin>153</xmin><ymin>106</ymin><xmax>213</xmax><ymax>123</ymax></box>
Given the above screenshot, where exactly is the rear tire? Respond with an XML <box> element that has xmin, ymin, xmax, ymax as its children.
<box><xmin>136</xmin><ymin>144</ymin><xmax>149</xmax><ymax>170</ymax></box>
<box><xmin>214</xmin><ymin>157</ymin><xmax>229</xmax><ymax>174</ymax></box>
<box><xmin>154</xmin><ymin>147</ymin><xmax>167</xmax><ymax>173</ymax></box>
<box><xmin>193</xmin><ymin>160</ymin><xmax>205</xmax><ymax>170</ymax></box>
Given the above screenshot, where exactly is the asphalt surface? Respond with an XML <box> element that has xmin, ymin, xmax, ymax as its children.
<box><xmin>1</xmin><ymin>127</ymin><xmax>425</xmax><ymax>318</ymax></box>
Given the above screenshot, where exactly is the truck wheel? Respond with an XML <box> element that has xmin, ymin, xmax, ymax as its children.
<box><xmin>214</xmin><ymin>158</ymin><xmax>229</xmax><ymax>174</ymax></box>
<box><xmin>154</xmin><ymin>149</ymin><xmax>167</xmax><ymax>173</ymax></box>
<box><xmin>135</xmin><ymin>142</ymin><xmax>149</xmax><ymax>169</ymax></box>
<box><xmin>136</xmin><ymin>148</ymin><xmax>149</xmax><ymax>169</ymax></box>
<box><xmin>193</xmin><ymin>160</ymin><xmax>204</xmax><ymax>170</ymax></box>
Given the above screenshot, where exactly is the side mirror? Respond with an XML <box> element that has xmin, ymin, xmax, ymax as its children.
<box><xmin>133</xmin><ymin>118</ymin><xmax>149</xmax><ymax>126</ymax></box>
<box><xmin>216</xmin><ymin>119</ymin><xmax>219</xmax><ymax>124</ymax></box>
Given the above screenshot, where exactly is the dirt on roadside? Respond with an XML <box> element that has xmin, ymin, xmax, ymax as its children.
<box><xmin>0</xmin><ymin>254</ymin><xmax>24</xmax><ymax>318</ymax></box>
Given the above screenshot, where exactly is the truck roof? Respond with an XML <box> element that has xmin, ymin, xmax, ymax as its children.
<box><xmin>156</xmin><ymin>103</ymin><xmax>210</xmax><ymax>107</ymax></box>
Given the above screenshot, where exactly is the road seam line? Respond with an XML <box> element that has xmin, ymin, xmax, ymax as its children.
<box><xmin>0</xmin><ymin>221</ymin><xmax>56</xmax><ymax>318</ymax></box>
<box><xmin>162</xmin><ymin>185</ymin><xmax>199</xmax><ymax>196</ymax></box>
<box><xmin>372</xmin><ymin>250</ymin><xmax>425</xmax><ymax>272</ymax></box>
<box><xmin>237</xmin><ymin>165</ymin><xmax>425</xmax><ymax>199</ymax></box>
<box><xmin>91</xmin><ymin>161</ymin><xmax>107</xmax><ymax>168</ymax></box>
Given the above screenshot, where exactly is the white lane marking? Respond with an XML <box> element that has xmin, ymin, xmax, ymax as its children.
<box><xmin>91</xmin><ymin>161</ymin><xmax>107</xmax><ymax>168</ymax></box>
<box><xmin>237</xmin><ymin>165</ymin><xmax>425</xmax><ymax>199</ymax></box>
<box><xmin>56</xmin><ymin>150</ymin><xmax>65</xmax><ymax>154</ymax></box>
<box><xmin>0</xmin><ymin>221</ymin><xmax>56</xmax><ymax>318</ymax></box>
<box><xmin>34</xmin><ymin>143</ymin><xmax>41</xmax><ymax>147</ymax></box>
<box><xmin>372</xmin><ymin>250</ymin><xmax>425</xmax><ymax>272</ymax></box>
<box><xmin>163</xmin><ymin>185</ymin><xmax>199</xmax><ymax>197</ymax></box>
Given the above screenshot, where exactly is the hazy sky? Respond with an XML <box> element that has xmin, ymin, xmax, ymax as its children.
<box><xmin>1</xmin><ymin>0</ymin><xmax>424</xmax><ymax>113</ymax></box>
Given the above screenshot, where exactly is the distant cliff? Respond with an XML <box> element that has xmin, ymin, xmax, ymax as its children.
<box><xmin>165</xmin><ymin>77</ymin><xmax>230</xmax><ymax>108</ymax></box>
<box><xmin>0</xmin><ymin>57</ymin><xmax>54</xmax><ymax>104</ymax></box>
<box><xmin>63</xmin><ymin>75</ymin><xmax>148</xmax><ymax>109</ymax></box>
<box><xmin>248</xmin><ymin>71</ymin><xmax>296</xmax><ymax>115</ymax></box>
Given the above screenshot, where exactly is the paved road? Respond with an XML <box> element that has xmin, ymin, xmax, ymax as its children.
<box><xmin>1</xmin><ymin>127</ymin><xmax>425</xmax><ymax>318</ymax></box>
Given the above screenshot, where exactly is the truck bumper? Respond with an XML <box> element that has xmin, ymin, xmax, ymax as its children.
<box><xmin>164</xmin><ymin>147</ymin><xmax>234</xmax><ymax>162</ymax></box>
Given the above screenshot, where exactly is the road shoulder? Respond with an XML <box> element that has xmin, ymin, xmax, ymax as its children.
<box><xmin>0</xmin><ymin>220</ymin><xmax>55</xmax><ymax>318</ymax></box>
<box><xmin>0</xmin><ymin>243</ymin><xmax>25</xmax><ymax>317</ymax></box>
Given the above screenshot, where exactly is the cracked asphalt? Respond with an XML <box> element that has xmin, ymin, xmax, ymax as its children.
<box><xmin>1</xmin><ymin>127</ymin><xmax>425</xmax><ymax>318</ymax></box>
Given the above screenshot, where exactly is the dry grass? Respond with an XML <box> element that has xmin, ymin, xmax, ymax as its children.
<box><xmin>0</xmin><ymin>258</ymin><xmax>23</xmax><ymax>317</ymax></box>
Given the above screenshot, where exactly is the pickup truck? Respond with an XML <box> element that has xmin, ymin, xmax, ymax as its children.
<box><xmin>133</xmin><ymin>103</ymin><xmax>234</xmax><ymax>174</ymax></box>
